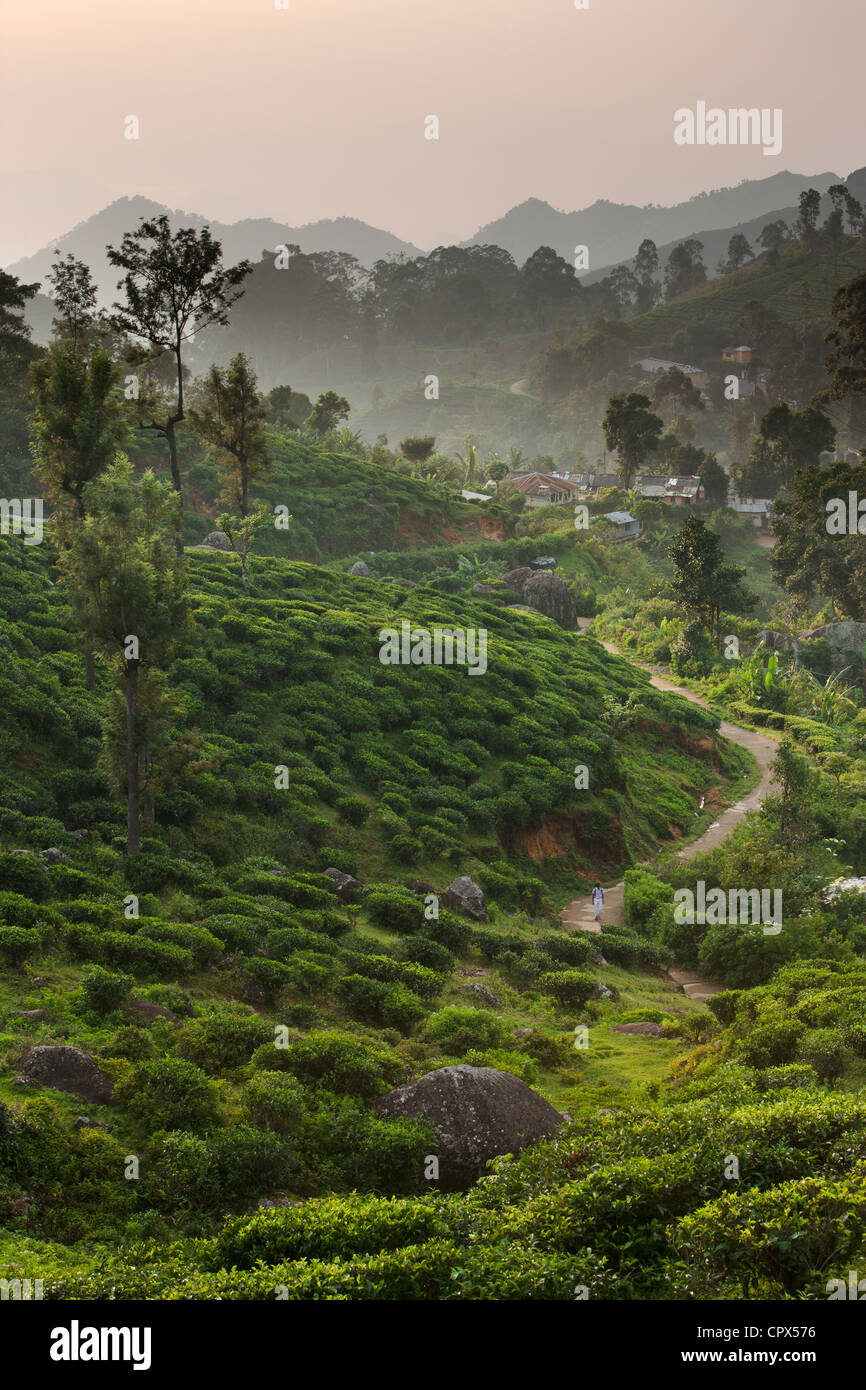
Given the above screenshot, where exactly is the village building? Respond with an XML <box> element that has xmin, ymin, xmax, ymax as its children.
<box><xmin>721</xmin><ymin>345</ymin><xmax>754</xmax><ymax>364</ymax></box>
<box><xmin>509</xmin><ymin>472</ymin><xmax>582</xmax><ymax>507</ymax></box>
<box><xmin>602</xmin><ymin>510</ymin><xmax>642</xmax><ymax>540</ymax></box>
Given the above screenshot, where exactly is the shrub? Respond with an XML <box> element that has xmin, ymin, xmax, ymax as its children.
<box><xmin>0</xmin><ymin>853</ymin><xmax>47</xmax><ymax>901</ymax></box>
<box><xmin>177</xmin><ymin>1012</ymin><xmax>274</xmax><ymax>1073</ymax></box>
<box><xmin>0</xmin><ymin>925</ymin><xmax>39</xmax><ymax>965</ymax></box>
<box><xmin>738</xmin><ymin>1019</ymin><xmax>805</xmax><ymax>1069</ymax></box>
<box><xmin>797</xmin><ymin>1029</ymin><xmax>846</xmax><ymax>1086</ymax></box>
<box><xmin>144</xmin><ymin>1126</ymin><xmax>292</xmax><ymax>1209</ymax></box>
<box><xmin>249</xmin><ymin>1031</ymin><xmax>403</xmax><ymax>1099</ymax></box>
<box><xmin>401</xmin><ymin>936</ymin><xmax>456</xmax><ymax>973</ymax></box>
<box><xmin>115</xmin><ymin>1057</ymin><xmax>221</xmax><ymax>1133</ymax></box>
<box><xmin>207</xmin><ymin>1193</ymin><xmax>446</xmax><ymax>1269</ymax></box>
<box><xmin>79</xmin><ymin>966</ymin><xmax>133</xmax><ymax>1014</ymax></box>
<box><xmin>97</xmin><ymin>1025</ymin><xmax>155</xmax><ymax>1062</ymax></box>
<box><xmin>335</xmin><ymin>975</ymin><xmax>426</xmax><ymax>1033</ymax></box>
<box><xmin>241</xmin><ymin>1071</ymin><xmax>307</xmax><ymax>1133</ymax></box>
<box><xmin>242</xmin><ymin>957</ymin><xmax>292</xmax><ymax>1003</ymax></box>
<box><xmin>537</xmin><ymin>970</ymin><xmax>596</xmax><ymax>1009</ymax></box>
<box><xmin>365</xmin><ymin>887</ymin><xmax>425</xmax><ymax>934</ymax></box>
<box><xmin>423</xmin><ymin>1005</ymin><xmax>511</xmax><ymax>1055</ymax></box>
<box><xmin>756</xmin><ymin>1064</ymin><xmax>817</xmax><ymax>1093</ymax></box>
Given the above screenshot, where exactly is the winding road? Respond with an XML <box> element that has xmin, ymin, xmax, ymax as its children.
<box><xmin>560</xmin><ymin>631</ymin><xmax>777</xmax><ymax>1001</ymax></box>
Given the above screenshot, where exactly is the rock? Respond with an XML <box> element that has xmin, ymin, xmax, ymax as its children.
<box><xmin>404</xmin><ymin>879</ymin><xmax>434</xmax><ymax>895</ymax></box>
<box><xmin>10</xmin><ymin>1009</ymin><xmax>45</xmax><ymax>1021</ymax></box>
<box><xmin>19</xmin><ymin>1046</ymin><xmax>114</xmax><ymax>1103</ymax></box>
<box><xmin>125</xmin><ymin>1000</ymin><xmax>181</xmax><ymax>1026</ymax></box>
<box><xmin>589</xmin><ymin>954</ymin><xmax>609</xmax><ymax>966</ymax></box>
<box><xmin>472</xmin><ymin>583</ymin><xmax>497</xmax><ymax>596</ymax></box>
<box><xmin>459</xmin><ymin>982</ymin><xmax>501</xmax><ymax>1007</ymax></box>
<box><xmin>69</xmin><ymin>829</ymin><xmax>90</xmax><ymax>841</ymax></box>
<box><xmin>73</xmin><ymin>1116</ymin><xmax>111</xmax><ymax>1131</ymax></box>
<box><xmin>244</xmin><ymin>978</ymin><xmax>268</xmax><ymax>1005</ymax></box>
<box><xmin>514</xmin><ymin>1027</ymin><xmax>534</xmax><ymax>1039</ymax></box>
<box><xmin>348</xmin><ymin>560</ymin><xmax>372</xmax><ymax>577</ymax></box>
<box><xmin>39</xmin><ymin>848</ymin><xmax>70</xmax><ymax>865</ymax></box>
<box><xmin>391</xmin><ymin>578</ymin><xmax>416</xmax><ymax>589</ymax></box>
<box><xmin>522</xmin><ymin>571</ymin><xmax>577</xmax><ymax>631</ymax></box>
<box><xmin>594</xmin><ymin>982</ymin><xmax>617</xmax><ymax>1001</ymax></box>
<box><xmin>12</xmin><ymin>1077</ymin><xmax>38</xmax><ymax>1088</ymax></box>
<box><xmin>799</xmin><ymin>621</ymin><xmax>866</xmax><ymax>673</ymax></box>
<box><xmin>529</xmin><ymin>555</ymin><xmax>558</xmax><ymax>570</ymax></box>
<box><xmin>502</xmin><ymin>566</ymin><xmax>533</xmax><ymax>594</ymax></box>
<box><xmin>458</xmin><ymin>967</ymin><xmax>487</xmax><ymax>977</ymax></box>
<box><xmin>611</xmin><ymin>1021</ymin><xmax>663</xmax><ymax>1037</ymax></box>
<box><xmin>442</xmin><ymin>876</ymin><xmax>487</xmax><ymax>920</ymax></box>
<box><xmin>372</xmin><ymin>1065</ymin><xmax>563</xmax><ymax>1189</ymax></box>
<box><xmin>323</xmin><ymin>868</ymin><xmax>362</xmax><ymax>904</ymax></box>
<box><xmin>756</xmin><ymin>629</ymin><xmax>800</xmax><ymax>657</ymax></box>
<box><xmin>200</xmin><ymin>530</ymin><xmax>232</xmax><ymax>551</ymax></box>
<box><xmin>30</xmin><ymin>977</ymin><xmax>48</xmax><ymax>986</ymax></box>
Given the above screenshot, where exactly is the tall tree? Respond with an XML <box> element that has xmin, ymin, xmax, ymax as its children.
<box><xmin>771</xmin><ymin>459</ymin><xmax>866</xmax><ymax>619</ymax></box>
<box><xmin>603</xmin><ymin>392</ymin><xmax>663</xmax><ymax>489</ymax></box>
<box><xmin>633</xmin><ymin>239</ymin><xmax>661</xmax><ymax>313</ymax></box>
<box><xmin>732</xmin><ymin>402</ymin><xmax>835</xmax><ymax>498</ymax></box>
<box><xmin>107</xmin><ymin>216</ymin><xmax>251</xmax><ymax>546</ymax></box>
<box><xmin>757</xmin><ymin>219</ymin><xmax>790</xmax><ymax>266</ymax></box>
<box><xmin>59</xmin><ymin>458</ymin><xmax>186</xmax><ymax>853</ymax></box>
<box><xmin>795</xmin><ymin>189</ymin><xmax>822</xmax><ymax>251</ymax></box>
<box><xmin>47</xmin><ymin>253</ymin><xmax>98</xmax><ymax>348</ymax></box>
<box><xmin>0</xmin><ymin>270</ymin><xmax>40</xmax><ymax>468</ymax></box>
<box><xmin>30</xmin><ymin>343</ymin><xmax>126</xmax><ymax>520</ymax></box>
<box><xmin>668</xmin><ymin>515</ymin><xmax>754</xmax><ymax>648</ymax></box>
<box><xmin>399</xmin><ymin>436</ymin><xmax>436</xmax><ymax>468</ymax></box>
<box><xmin>306</xmin><ymin>389</ymin><xmax>350</xmax><ymax>435</ymax></box>
<box><xmin>664</xmin><ymin>239</ymin><xmax>706</xmax><ymax>300</ymax></box>
<box><xmin>189</xmin><ymin>353</ymin><xmax>269</xmax><ymax>515</ymax></box>
<box><xmin>725</xmin><ymin>233</ymin><xmax>754</xmax><ymax>272</ymax></box>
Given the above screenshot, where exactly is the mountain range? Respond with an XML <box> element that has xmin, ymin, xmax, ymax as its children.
<box><xmin>11</xmin><ymin>169</ymin><xmax>866</xmax><ymax>317</ymax></box>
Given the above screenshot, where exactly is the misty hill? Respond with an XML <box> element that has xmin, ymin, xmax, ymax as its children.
<box><xmin>9</xmin><ymin>196</ymin><xmax>423</xmax><ymax>302</ymax></box>
<box><xmin>465</xmin><ymin>170</ymin><xmax>843</xmax><ymax>269</ymax></box>
<box><xmin>586</xmin><ymin>166</ymin><xmax>866</xmax><ymax>285</ymax></box>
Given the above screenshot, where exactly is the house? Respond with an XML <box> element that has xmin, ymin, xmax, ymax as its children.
<box><xmin>509</xmin><ymin>472</ymin><xmax>582</xmax><ymax>507</ymax></box>
<box><xmin>602</xmin><ymin>510</ymin><xmax>642</xmax><ymax>540</ymax></box>
<box><xmin>572</xmin><ymin>471</ymin><xmax>621</xmax><ymax>496</ymax></box>
<box><xmin>722</xmin><ymin>345</ymin><xmax>753</xmax><ymax>364</ymax></box>
<box><xmin>634</xmin><ymin>474</ymin><xmax>669</xmax><ymax>500</ymax></box>
<box><xmin>665</xmin><ymin>475</ymin><xmax>705</xmax><ymax>505</ymax></box>
<box><xmin>728</xmin><ymin>494</ymin><xmax>772</xmax><ymax>529</ymax></box>
<box><xmin>632</xmin><ymin>357</ymin><xmax>710</xmax><ymax>392</ymax></box>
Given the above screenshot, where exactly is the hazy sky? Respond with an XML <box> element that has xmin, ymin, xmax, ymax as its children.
<box><xmin>2</xmin><ymin>0</ymin><xmax>864</xmax><ymax>263</ymax></box>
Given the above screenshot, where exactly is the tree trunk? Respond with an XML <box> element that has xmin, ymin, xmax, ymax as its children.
<box><xmin>241</xmin><ymin>553</ymin><xmax>250</xmax><ymax>593</ymax></box>
<box><xmin>125</xmin><ymin>661</ymin><xmax>140</xmax><ymax>855</ymax></box>
<box><xmin>84</xmin><ymin>648</ymin><xmax>95</xmax><ymax>691</ymax></box>
<box><xmin>166</xmin><ymin>419</ymin><xmax>184</xmax><ymax>555</ymax></box>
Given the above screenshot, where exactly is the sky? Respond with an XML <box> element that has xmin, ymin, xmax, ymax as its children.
<box><xmin>1</xmin><ymin>0</ymin><xmax>864</xmax><ymax>264</ymax></box>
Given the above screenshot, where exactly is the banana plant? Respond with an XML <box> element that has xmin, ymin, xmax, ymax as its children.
<box><xmin>739</xmin><ymin>643</ymin><xmax>791</xmax><ymax>711</ymax></box>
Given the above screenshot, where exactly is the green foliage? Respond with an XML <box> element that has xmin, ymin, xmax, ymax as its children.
<box><xmin>115</xmin><ymin>1057</ymin><xmax>222</xmax><ymax>1133</ymax></box>
<box><xmin>423</xmin><ymin>1005</ymin><xmax>512</xmax><ymax>1054</ymax></box>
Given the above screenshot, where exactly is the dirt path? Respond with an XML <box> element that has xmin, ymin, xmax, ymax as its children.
<box><xmin>560</xmin><ymin>630</ymin><xmax>777</xmax><ymax>1000</ymax></box>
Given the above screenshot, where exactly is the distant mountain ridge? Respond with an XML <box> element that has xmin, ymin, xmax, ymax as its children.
<box><xmin>9</xmin><ymin>196</ymin><xmax>424</xmax><ymax>302</ymax></box>
<box><xmin>463</xmin><ymin>170</ymin><xmax>859</xmax><ymax>268</ymax></box>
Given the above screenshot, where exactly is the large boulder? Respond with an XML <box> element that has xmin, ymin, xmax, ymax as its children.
<box><xmin>442</xmin><ymin>876</ymin><xmax>487</xmax><ymax>920</ymax></box>
<box><xmin>373</xmin><ymin>1065</ymin><xmax>563</xmax><ymax>1189</ymax></box>
<box><xmin>501</xmin><ymin>566</ymin><xmax>533</xmax><ymax>594</ymax></box>
<box><xmin>323</xmin><ymin>867</ymin><xmax>362</xmax><ymax>904</ymax></box>
<box><xmin>18</xmin><ymin>1046</ymin><xmax>114</xmax><ymax>1104</ymax></box>
<box><xmin>522</xmin><ymin>571</ymin><xmax>577</xmax><ymax>631</ymax></box>
<box><xmin>348</xmin><ymin>560</ymin><xmax>372</xmax><ymax>577</ymax></box>
<box><xmin>800</xmin><ymin>621</ymin><xmax>866</xmax><ymax>673</ymax></box>
<box><xmin>200</xmin><ymin>530</ymin><xmax>232</xmax><ymax>551</ymax></box>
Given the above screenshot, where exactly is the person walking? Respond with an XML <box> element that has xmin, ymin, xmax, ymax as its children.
<box><xmin>592</xmin><ymin>882</ymin><xmax>604</xmax><ymax>922</ymax></box>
